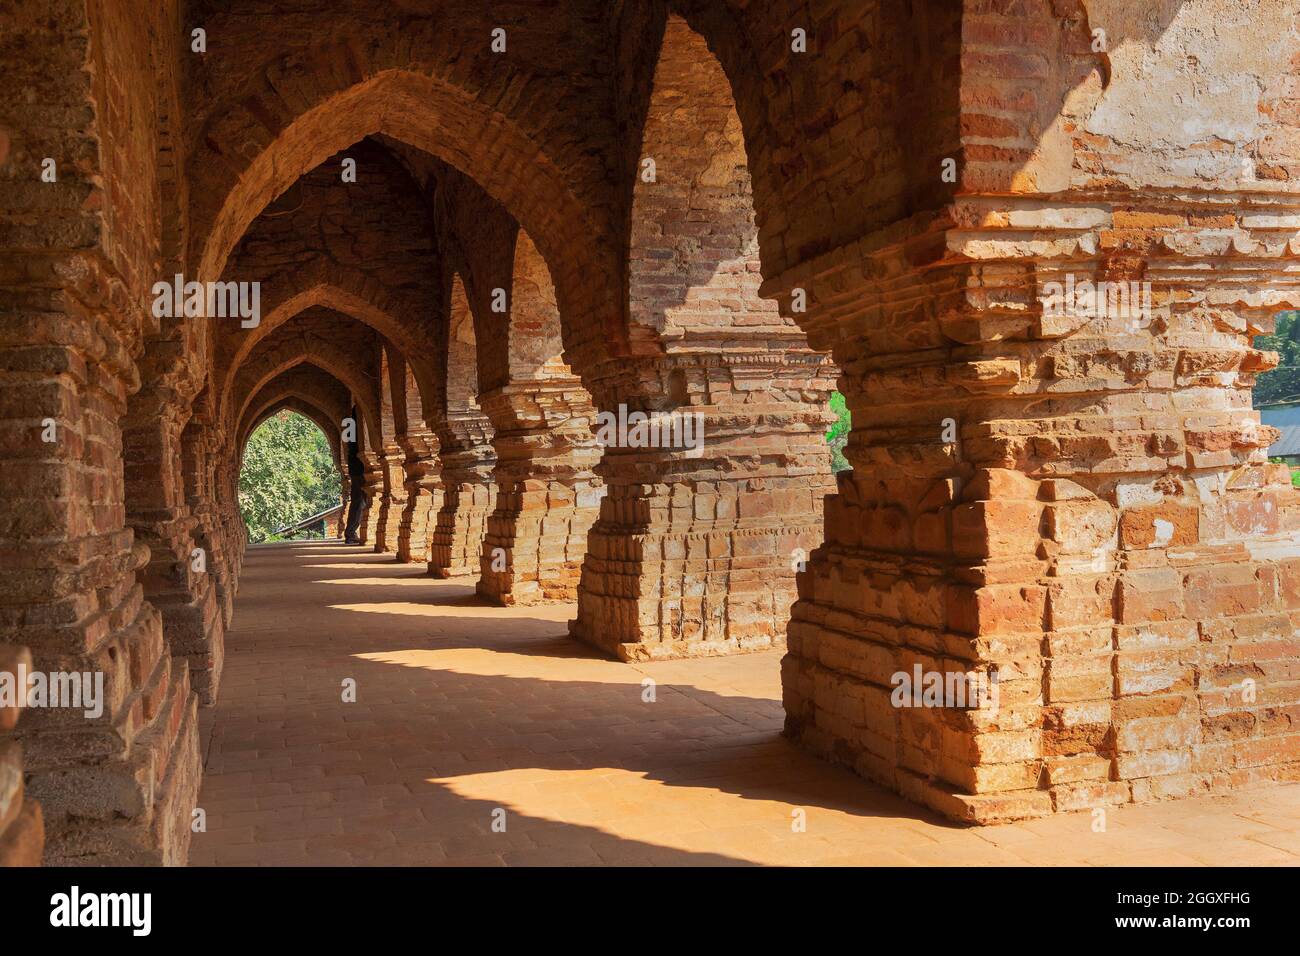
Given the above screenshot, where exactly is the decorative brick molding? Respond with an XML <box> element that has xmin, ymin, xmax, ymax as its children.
<box><xmin>396</xmin><ymin>429</ymin><xmax>442</xmax><ymax>563</ymax></box>
<box><xmin>772</xmin><ymin>0</ymin><xmax>1300</xmax><ymax>822</ymax></box>
<box><xmin>571</xmin><ymin>352</ymin><xmax>836</xmax><ymax>660</ymax></box>
<box><xmin>478</xmin><ymin>381</ymin><xmax>605</xmax><ymax>603</ymax></box>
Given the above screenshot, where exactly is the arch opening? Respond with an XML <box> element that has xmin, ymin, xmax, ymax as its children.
<box><xmin>238</xmin><ymin>409</ymin><xmax>345</xmax><ymax>544</ymax></box>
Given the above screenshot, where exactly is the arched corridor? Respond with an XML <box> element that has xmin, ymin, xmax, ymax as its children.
<box><xmin>3</xmin><ymin>0</ymin><xmax>1300</xmax><ymax>869</ymax></box>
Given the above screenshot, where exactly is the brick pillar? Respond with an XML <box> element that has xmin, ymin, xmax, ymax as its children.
<box><xmin>570</xmin><ymin>352</ymin><xmax>836</xmax><ymax>660</ymax></box>
<box><xmin>477</xmin><ymin>378</ymin><xmax>604</xmax><ymax>604</ymax></box>
<box><xmin>371</xmin><ymin>448</ymin><xmax>406</xmax><ymax>554</ymax></box>
<box><xmin>777</xmin><ymin>202</ymin><xmax>1300</xmax><ymax>822</ymax></box>
<box><xmin>0</xmin><ymin>646</ymin><xmax>44</xmax><ymax>866</ymax></box>
<box><xmin>214</xmin><ymin>438</ymin><xmax>246</xmax><ymax>591</ymax></box>
<box><xmin>183</xmin><ymin>421</ymin><xmax>236</xmax><ymax>628</ymax></box>
<box><xmin>396</xmin><ymin>428</ymin><xmax>441</xmax><ymax>562</ymax></box>
<box><xmin>125</xmin><ymin>391</ymin><xmax>225</xmax><ymax>705</ymax></box>
<box><xmin>0</xmin><ymin>264</ymin><xmax>201</xmax><ymax>863</ymax></box>
<box><xmin>358</xmin><ymin>452</ymin><xmax>384</xmax><ymax>547</ymax></box>
<box><xmin>428</xmin><ymin>413</ymin><xmax>496</xmax><ymax>577</ymax></box>
<box><xmin>339</xmin><ymin>468</ymin><xmax>352</xmax><ymax>540</ymax></box>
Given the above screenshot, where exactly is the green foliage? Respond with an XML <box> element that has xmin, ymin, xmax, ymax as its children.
<box><xmin>826</xmin><ymin>391</ymin><xmax>851</xmax><ymax>473</ymax></box>
<box><xmin>238</xmin><ymin>410</ymin><xmax>341</xmax><ymax>544</ymax></box>
<box><xmin>1253</xmin><ymin>310</ymin><xmax>1300</xmax><ymax>406</ymax></box>
<box><xmin>1269</xmin><ymin>457</ymin><xmax>1300</xmax><ymax>489</ymax></box>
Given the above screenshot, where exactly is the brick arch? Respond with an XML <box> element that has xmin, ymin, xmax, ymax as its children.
<box><xmin>439</xmin><ymin>272</ymin><xmax>488</xmax><ymax>428</ymax></box>
<box><xmin>626</xmin><ymin>13</ymin><xmax>793</xmax><ymax>354</ymax></box>
<box><xmin>190</xmin><ymin>66</ymin><xmax>623</xmax><ymax>368</ymax></box>
<box><xmin>242</xmin><ymin>398</ymin><xmax>346</xmax><ymax>479</ymax></box>
<box><xmin>503</xmin><ymin>229</ymin><xmax>568</xmax><ymax>385</ymax></box>
<box><xmin>651</xmin><ymin>1</ymin><xmax>964</xmax><ymax>348</ymax></box>
<box><xmin>229</xmin><ymin>335</ymin><xmax>383</xmax><ymax>459</ymax></box>
<box><xmin>237</xmin><ymin>364</ymin><xmax>353</xmax><ymax>466</ymax></box>
<box><xmin>216</xmin><ymin>261</ymin><xmax>438</xmax><ymax>432</ymax></box>
<box><xmin>134</xmin><ymin>0</ymin><xmax>206</xmax><ymax>410</ymax></box>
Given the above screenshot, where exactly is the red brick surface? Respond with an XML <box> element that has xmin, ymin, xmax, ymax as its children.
<box><xmin>2</xmin><ymin>0</ymin><xmax>1299</xmax><ymax>866</ymax></box>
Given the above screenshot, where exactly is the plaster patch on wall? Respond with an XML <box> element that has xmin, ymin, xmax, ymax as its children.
<box><xmin>1152</xmin><ymin>517</ymin><xmax>1175</xmax><ymax>547</ymax></box>
<box><xmin>1078</xmin><ymin>0</ymin><xmax>1299</xmax><ymax>183</ymax></box>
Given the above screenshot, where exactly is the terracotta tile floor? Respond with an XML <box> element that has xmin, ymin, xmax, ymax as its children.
<box><xmin>190</xmin><ymin>541</ymin><xmax>1300</xmax><ymax>867</ymax></box>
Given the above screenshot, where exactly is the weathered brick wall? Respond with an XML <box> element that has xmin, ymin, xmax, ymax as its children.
<box><xmin>125</xmin><ymin>376</ymin><xmax>225</xmax><ymax>704</ymax></box>
<box><xmin>121</xmin><ymin>0</ymin><xmax>223</xmax><ymax>706</ymax></box>
<box><xmin>0</xmin><ymin>0</ymin><xmax>200</xmax><ymax>863</ymax></box>
<box><xmin>776</xmin><ymin>0</ymin><xmax>1300</xmax><ymax>821</ymax></box>
<box><xmin>186</xmin><ymin>393</ymin><xmax>242</xmax><ymax>632</ymax></box>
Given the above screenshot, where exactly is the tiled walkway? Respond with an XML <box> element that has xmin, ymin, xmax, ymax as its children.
<box><xmin>190</xmin><ymin>541</ymin><xmax>1300</xmax><ymax>866</ymax></box>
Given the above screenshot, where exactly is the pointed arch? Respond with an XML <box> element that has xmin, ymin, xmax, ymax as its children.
<box><xmin>216</xmin><ymin>261</ymin><xmax>438</xmax><ymax>432</ymax></box>
<box><xmin>231</xmin><ymin>339</ymin><xmax>383</xmax><ymax>460</ymax></box>
<box><xmin>193</xmin><ymin>69</ymin><xmax>623</xmax><ymax>367</ymax></box>
<box><xmin>627</xmin><ymin>14</ymin><xmax>792</xmax><ymax>353</ymax></box>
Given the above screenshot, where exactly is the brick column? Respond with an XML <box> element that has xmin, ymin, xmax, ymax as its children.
<box><xmin>570</xmin><ymin>352</ymin><xmax>836</xmax><ymax>660</ymax></box>
<box><xmin>0</xmin><ymin>646</ymin><xmax>44</xmax><ymax>866</ymax></box>
<box><xmin>428</xmin><ymin>412</ymin><xmax>496</xmax><ymax>577</ymax></box>
<box><xmin>184</xmin><ymin>421</ymin><xmax>236</xmax><ymax>628</ymax></box>
<box><xmin>476</xmin><ymin>378</ymin><xmax>604</xmax><ymax>604</ymax></box>
<box><xmin>371</xmin><ymin>447</ymin><xmax>406</xmax><ymax>554</ymax></box>
<box><xmin>358</xmin><ymin>452</ymin><xmax>384</xmax><ymax>548</ymax></box>
<box><xmin>125</xmin><ymin>391</ymin><xmax>225</xmax><ymax>704</ymax></box>
<box><xmin>777</xmin><ymin>197</ymin><xmax>1300</xmax><ymax>822</ymax></box>
<box><xmin>214</xmin><ymin>438</ymin><xmax>246</xmax><ymax>588</ymax></box>
<box><xmin>396</xmin><ymin>428</ymin><xmax>441</xmax><ymax>562</ymax></box>
<box><xmin>0</xmin><ymin>257</ymin><xmax>201</xmax><ymax>863</ymax></box>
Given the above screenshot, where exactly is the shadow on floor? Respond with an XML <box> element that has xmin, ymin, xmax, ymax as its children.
<box><xmin>191</xmin><ymin>540</ymin><xmax>959</xmax><ymax>866</ymax></box>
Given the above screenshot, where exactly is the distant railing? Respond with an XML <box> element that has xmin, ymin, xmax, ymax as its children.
<box><xmin>272</xmin><ymin>503</ymin><xmax>345</xmax><ymax>539</ymax></box>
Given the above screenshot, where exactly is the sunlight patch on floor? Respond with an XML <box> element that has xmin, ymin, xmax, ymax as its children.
<box><xmin>429</xmin><ymin>766</ymin><xmax>912</xmax><ymax>866</ymax></box>
<box><xmin>354</xmin><ymin>647</ymin><xmax>641</xmax><ymax>683</ymax></box>
<box><xmin>328</xmin><ymin>601</ymin><xmax>574</xmax><ymax>621</ymax></box>
<box><xmin>309</xmin><ymin>577</ymin><xmax>463</xmax><ymax>588</ymax></box>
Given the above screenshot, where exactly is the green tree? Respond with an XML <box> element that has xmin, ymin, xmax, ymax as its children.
<box><xmin>238</xmin><ymin>410</ymin><xmax>341</xmax><ymax>543</ymax></box>
<box><xmin>1253</xmin><ymin>310</ymin><xmax>1300</xmax><ymax>406</ymax></box>
<box><xmin>826</xmin><ymin>391</ymin><xmax>851</xmax><ymax>473</ymax></box>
